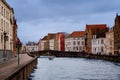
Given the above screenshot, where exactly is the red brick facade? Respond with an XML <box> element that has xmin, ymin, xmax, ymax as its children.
<box><xmin>85</xmin><ymin>24</ymin><xmax>107</xmax><ymax>53</ymax></box>
<box><xmin>13</xmin><ymin>19</ymin><xmax>18</xmax><ymax>56</ymax></box>
<box><xmin>113</xmin><ymin>14</ymin><xmax>120</xmax><ymax>55</ymax></box>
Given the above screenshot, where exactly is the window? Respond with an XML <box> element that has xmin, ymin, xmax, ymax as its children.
<box><xmin>1</xmin><ymin>35</ymin><xmax>3</xmax><ymax>43</ymax></box>
<box><xmin>1</xmin><ymin>6</ymin><xmax>3</xmax><ymax>16</ymax></box>
<box><xmin>101</xmin><ymin>39</ymin><xmax>104</xmax><ymax>44</ymax></box>
<box><xmin>81</xmin><ymin>41</ymin><xmax>84</xmax><ymax>45</ymax></box>
<box><xmin>94</xmin><ymin>48</ymin><xmax>96</xmax><ymax>51</ymax></box>
<box><xmin>1</xmin><ymin>19</ymin><xmax>3</xmax><ymax>30</ymax></box>
<box><xmin>79</xmin><ymin>47</ymin><xmax>82</xmax><ymax>50</ymax></box>
<box><xmin>98</xmin><ymin>40</ymin><xmax>99</xmax><ymax>44</ymax></box>
<box><xmin>76</xmin><ymin>47</ymin><xmax>78</xmax><ymax>50</ymax></box>
<box><xmin>4</xmin><ymin>20</ymin><xmax>5</xmax><ymax>30</ymax></box>
<box><xmin>78</xmin><ymin>41</ymin><xmax>80</xmax><ymax>45</ymax></box>
<box><xmin>73</xmin><ymin>41</ymin><xmax>76</xmax><ymax>45</ymax></box>
<box><xmin>4</xmin><ymin>8</ymin><xmax>5</xmax><ymax>17</ymax></box>
<box><xmin>73</xmin><ymin>47</ymin><xmax>75</xmax><ymax>50</ymax></box>
<box><xmin>101</xmin><ymin>47</ymin><xmax>104</xmax><ymax>52</ymax></box>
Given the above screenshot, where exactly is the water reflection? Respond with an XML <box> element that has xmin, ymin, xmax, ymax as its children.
<box><xmin>29</xmin><ymin>58</ymin><xmax>120</xmax><ymax>80</ymax></box>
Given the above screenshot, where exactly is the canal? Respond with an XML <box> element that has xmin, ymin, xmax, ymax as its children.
<box><xmin>29</xmin><ymin>57</ymin><xmax>120</xmax><ymax>80</ymax></box>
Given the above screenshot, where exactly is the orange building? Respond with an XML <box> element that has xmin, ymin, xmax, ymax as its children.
<box><xmin>45</xmin><ymin>33</ymin><xmax>56</xmax><ymax>50</ymax></box>
<box><xmin>54</xmin><ymin>33</ymin><xmax>64</xmax><ymax>51</ymax></box>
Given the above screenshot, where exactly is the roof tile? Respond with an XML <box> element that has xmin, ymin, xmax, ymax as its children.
<box><xmin>68</xmin><ymin>31</ymin><xmax>85</xmax><ymax>38</ymax></box>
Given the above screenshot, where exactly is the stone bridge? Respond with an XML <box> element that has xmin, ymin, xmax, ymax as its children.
<box><xmin>30</xmin><ymin>50</ymin><xmax>120</xmax><ymax>62</ymax></box>
<box><xmin>30</xmin><ymin>50</ymin><xmax>85</xmax><ymax>57</ymax></box>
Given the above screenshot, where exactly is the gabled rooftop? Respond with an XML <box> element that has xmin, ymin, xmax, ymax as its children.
<box><xmin>68</xmin><ymin>31</ymin><xmax>85</xmax><ymax>38</ymax></box>
<box><xmin>85</xmin><ymin>24</ymin><xmax>107</xmax><ymax>35</ymax></box>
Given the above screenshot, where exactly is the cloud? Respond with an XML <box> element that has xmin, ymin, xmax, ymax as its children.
<box><xmin>6</xmin><ymin>0</ymin><xmax>120</xmax><ymax>44</ymax></box>
<box><xmin>7</xmin><ymin>0</ymin><xmax>120</xmax><ymax>22</ymax></box>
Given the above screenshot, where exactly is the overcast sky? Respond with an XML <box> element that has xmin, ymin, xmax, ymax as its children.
<box><xmin>6</xmin><ymin>0</ymin><xmax>120</xmax><ymax>44</ymax></box>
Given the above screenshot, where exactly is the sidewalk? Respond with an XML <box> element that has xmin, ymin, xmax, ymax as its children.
<box><xmin>0</xmin><ymin>57</ymin><xmax>17</xmax><ymax>68</ymax></box>
<box><xmin>0</xmin><ymin>54</ymin><xmax>35</xmax><ymax>80</ymax></box>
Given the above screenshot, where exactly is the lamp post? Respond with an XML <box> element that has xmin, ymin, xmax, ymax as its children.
<box><xmin>3</xmin><ymin>31</ymin><xmax>8</xmax><ymax>60</ymax></box>
<box><xmin>16</xmin><ymin>38</ymin><xmax>22</xmax><ymax>66</ymax></box>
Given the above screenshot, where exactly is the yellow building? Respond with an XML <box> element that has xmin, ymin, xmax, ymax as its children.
<box><xmin>0</xmin><ymin>0</ymin><xmax>15</xmax><ymax>51</ymax></box>
<box><xmin>0</xmin><ymin>0</ymin><xmax>18</xmax><ymax>60</ymax></box>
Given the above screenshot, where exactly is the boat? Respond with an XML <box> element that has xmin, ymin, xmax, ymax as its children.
<box><xmin>48</xmin><ymin>56</ymin><xmax>54</xmax><ymax>60</ymax></box>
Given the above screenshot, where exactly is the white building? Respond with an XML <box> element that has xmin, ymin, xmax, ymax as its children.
<box><xmin>49</xmin><ymin>38</ymin><xmax>55</xmax><ymax>50</ymax></box>
<box><xmin>65</xmin><ymin>31</ymin><xmax>85</xmax><ymax>52</ymax></box>
<box><xmin>0</xmin><ymin>0</ymin><xmax>14</xmax><ymax>51</ymax></box>
<box><xmin>26</xmin><ymin>41</ymin><xmax>38</xmax><ymax>52</ymax></box>
<box><xmin>92</xmin><ymin>30</ymin><xmax>107</xmax><ymax>54</ymax></box>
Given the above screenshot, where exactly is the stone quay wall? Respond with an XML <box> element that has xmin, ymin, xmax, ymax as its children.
<box><xmin>4</xmin><ymin>57</ymin><xmax>37</xmax><ymax>80</ymax></box>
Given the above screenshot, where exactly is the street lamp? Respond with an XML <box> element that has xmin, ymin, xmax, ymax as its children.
<box><xmin>3</xmin><ymin>31</ymin><xmax>8</xmax><ymax>60</ymax></box>
<box><xmin>16</xmin><ymin>38</ymin><xmax>22</xmax><ymax>66</ymax></box>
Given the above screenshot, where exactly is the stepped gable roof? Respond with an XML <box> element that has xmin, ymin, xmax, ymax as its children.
<box><xmin>68</xmin><ymin>31</ymin><xmax>85</xmax><ymax>38</ymax></box>
<box><xmin>85</xmin><ymin>24</ymin><xmax>107</xmax><ymax>35</ymax></box>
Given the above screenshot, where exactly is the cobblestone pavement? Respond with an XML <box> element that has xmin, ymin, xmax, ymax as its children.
<box><xmin>0</xmin><ymin>54</ymin><xmax>34</xmax><ymax>80</ymax></box>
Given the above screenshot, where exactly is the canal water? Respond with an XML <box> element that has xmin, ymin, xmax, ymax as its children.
<box><xmin>29</xmin><ymin>57</ymin><xmax>120</xmax><ymax>80</ymax></box>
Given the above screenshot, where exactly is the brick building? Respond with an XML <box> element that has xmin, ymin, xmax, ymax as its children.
<box><xmin>54</xmin><ymin>32</ymin><xmax>67</xmax><ymax>51</ymax></box>
<box><xmin>113</xmin><ymin>14</ymin><xmax>120</xmax><ymax>55</ymax></box>
<box><xmin>13</xmin><ymin>19</ymin><xmax>18</xmax><ymax>56</ymax></box>
<box><xmin>85</xmin><ymin>24</ymin><xmax>107</xmax><ymax>53</ymax></box>
<box><xmin>0</xmin><ymin>0</ymin><xmax>18</xmax><ymax>59</ymax></box>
